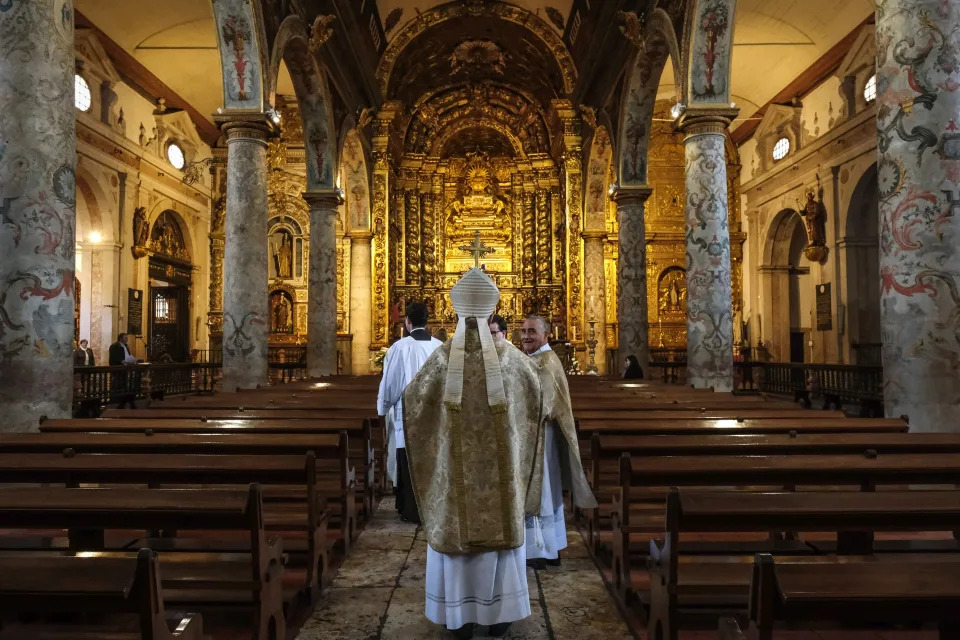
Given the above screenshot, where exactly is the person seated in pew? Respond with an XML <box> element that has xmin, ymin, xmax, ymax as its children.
<box><xmin>377</xmin><ymin>301</ymin><xmax>443</xmax><ymax>524</ymax></box>
<box><xmin>520</xmin><ymin>315</ymin><xmax>597</xmax><ymax>569</ymax></box>
<box><xmin>403</xmin><ymin>267</ymin><xmax>543</xmax><ymax>638</ymax></box>
<box><xmin>622</xmin><ymin>354</ymin><xmax>644</xmax><ymax>379</ymax></box>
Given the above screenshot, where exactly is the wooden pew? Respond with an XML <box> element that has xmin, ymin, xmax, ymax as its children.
<box><xmin>646</xmin><ymin>489</ymin><xmax>960</xmax><ymax>640</ymax></box>
<box><xmin>40</xmin><ymin>417</ymin><xmax>377</xmax><ymax>524</ymax></box>
<box><xmin>0</xmin><ymin>431</ymin><xmax>352</xmax><ymax>581</ymax></box>
<box><xmin>611</xmin><ymin>451</ymin><xmax>960</xmax><ymax>614</ymax></box>
<box><xmin>0</xmin><ymin>451</ymin><xmax>334</xmax><ymax>620</ymax></box>
<box><xmin>733</xmin><ymin>554</ymin><xmax>960</xmax><ymax>640</ymax></box>
<box><xmin>580</xmin><ymin>419</ymin><xmax>910</xmax><ymax>551</ymax></box>
<box><xmin>0</xmin><ymin>549</ymin><xmax>203</xmax><ymax>640</ymax></box>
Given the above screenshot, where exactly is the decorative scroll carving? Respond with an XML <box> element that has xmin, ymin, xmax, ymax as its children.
<box><xmin>404</xmin><ymin>189</ymin><xmax>421</xmax><ymax>284</ymax></box>
<box><xmin>149</xmin><ymin>211</ymin><xmax>190</xmax><ymax>262</ymax></box>
<box><xmin>336</xmin><ymin>237</ymin><xmax>349</xmax><ymax>333</ymax></box>
<box><xmin>522</xmin><ymin>192</ymin><xmax>535</xmax><ymax>283</ymax></box>
<box><xmin>372</xmin><ymin>170</ymin><xmax>389</xmax><ymax>345</ymax></box>
<box><xmin>566</xmin><ymin>162</ymin><xmax>583</xmax><ymax>342</ymax></box>
<box><xmin>308</xmin><ymin>15</ymin><xmax>336</xmax><ymax>58</ymax></box>
<box><xmin>536</xmin><ymin>189</ymin><xmax>551</xmax><ymax>283</ymax></box>
<box><xmin>552</xmin><ymin>186</ymin><xmax>564</xmax><ymax>285</ymax></box>
<box><xmin>422</xmin><ymin>183</ymin><xmax>438</xmax><ymax>285</ymax></box>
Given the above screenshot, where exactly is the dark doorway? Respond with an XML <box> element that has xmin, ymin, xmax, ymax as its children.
<box><xmin>789</xmin><ymin>332</ymin><xmax>805</xmax><ymax>363</ymax></box>
<box><xmin>149</xmin><ymin>284</ymin><xmax>190</xmax><ymax>362</ymax></box>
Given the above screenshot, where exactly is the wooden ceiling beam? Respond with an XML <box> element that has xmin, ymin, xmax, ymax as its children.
<box><xmin>730</xmin><ymin>14</ymin><xmax>874</xmax><ymax>146</ymax></box>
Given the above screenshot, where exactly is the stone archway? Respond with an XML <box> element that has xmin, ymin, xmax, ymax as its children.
<box><xmin>760</xmin><ymin>209</ymin><xmax>810</xmax><ymax>362</ymax></box>
<box><xmin>842</xmin><ymin>164</ymin><xmax>880</xmax><ymax>364</ymax></box>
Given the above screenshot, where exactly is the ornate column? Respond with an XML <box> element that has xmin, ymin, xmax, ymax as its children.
<box><xmin>349</xmin><ymin>231</ymin><xmax>373</xmax><ymax>373</ymax></box>
<box><xmin>304</xmin><ymin>190</ymin><xmax>343</xmax><ymax>378</ymax></box>
<box><xmin>522</xmin><ymin>191</ymin><xmax>536</xmax><ymax>285</ymax></box>
<box><xmin>370</xmin><ymin>103</ymin><xmax>400</xmax><ymax>349</ymax></box>
<box><xmin>404</xmin><ymin>187</ymin><xmax>420</xmax><ymax>285</ymax></box>
<box><xmin>582</xmin><ymin>230</ymin><xmax>607</xmax><ymax>373</ymax></box>
<box><xmin>613</xmin><ymin>187</ymin><xmax>653</xmax><ymax>373</ymax></box>
<box><xmin>0</xmin><ymin>2</ymin><xmax>75</xmax><ymax>432</ymax></box>
<box><xmin>217</xmin><ymin>118</ymin><xmax>271</xmax><ymax>390</ymax></box>
<box><xmin>876</xmin><ymin>2</ymin><xmax>960</xmax><ymax>431</ymax></box>
<box><xmin>677</xmin><ymin>110</ymin><xmax>737</xmax><ymax>391</ymax></box>
<box><xmin>422</xmin><ymin>178</ymin><xmax>439</xmax><ymax>287</ymax></box>
<box><xmin>535</xmin><ymin>189</ymin><xmax>551</xmax><ymax>285</ymax></box>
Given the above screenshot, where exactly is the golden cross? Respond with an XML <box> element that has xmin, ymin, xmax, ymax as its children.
<box><xmin>458</xmin><ymin>231</ymin><xmax>494</xmax><ymax>267</ymax></box>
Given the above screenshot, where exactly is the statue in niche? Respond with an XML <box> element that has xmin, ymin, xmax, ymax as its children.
<box><xmin>659</xmin><ymin>269</ymin><xmax>687</xmax><ymax>315</ymax></box>
<box><xmin>270</xmin><ymin>230</ymin><xmax>293</xmax><ymax>279</ymax></box>
<box><xmin>799</xmin><ymin>189</ymin><xmax>829</xmax><ymax>263</ymax></box>
<box><xmin>270</xmin><ymin>292</ymin><xmax>292</xmax><ymax>333</ymax></box>
<box><xmin>132</xmin><ymin>207</ymin><xmax>149</xmax><ymax>258</ymax></box>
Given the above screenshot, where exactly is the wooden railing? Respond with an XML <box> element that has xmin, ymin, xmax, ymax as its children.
<box><xmin>73</xmin><ymin>362</ymin><xmax>220</xmax><ymax>416</ymax></box>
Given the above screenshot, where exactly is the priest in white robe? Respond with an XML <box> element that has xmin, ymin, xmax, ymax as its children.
<box><xmin>402</xmin><ymin>268</ymin><xmax>545</xmax><ymax>639</ymax></box>
<box><xmin>521</xmin><ymin>315</ymin><xmax>597</xmax><ymax>567</ymax></box>
<box><xmin>377</xmin><ymin>301</ymin><xmax>443</xmax><ymax>524</ymax></box>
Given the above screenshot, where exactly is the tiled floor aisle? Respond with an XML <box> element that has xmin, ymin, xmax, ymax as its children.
<box><xmin>297</xmin><ymin>498</ymin><xmax>635</xmax><ymax>639</ymax></box>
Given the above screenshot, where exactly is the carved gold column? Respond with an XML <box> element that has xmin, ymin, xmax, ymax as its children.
<box><xmin>551</xmin><ymin>186</ymin><xmax>564</xmax><ymax>286</ymax></box>
<box><xmin>522</xmin><ymin>191</ymin><xmax>535</xmax><ymax>285</ymax></box>
<box><xmin>554</xmin><ymin>100</ymin><xmax>584</xmax><ymax>346</ymax></box>
<box><xmin>208</xmin><ymin>187</ymin><xmax>226</xmax><ymax>340</ymax></box>
<box><xmin>536</xmin><ymin>189</ymin><xmax>551</xmax><ymax>285</ymax></box>
<box><xmin>422</xmin><ymin>177</ymin><xmax>439</xmax><ymax>287</ymax></box>
<box><xmin>404</xmin><ymin>187</ymin><xmax>420</xmax><ymax>285</ymax></box>
<box><xmin>370</xmin><ymin>104</ymin><xmax>400</xmax><ymax>348</ymax></box>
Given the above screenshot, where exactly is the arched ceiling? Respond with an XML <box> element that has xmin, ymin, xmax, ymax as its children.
<box><xmin>377</xmin><ymin>1</ymin><xmax>573</xmax><ymax>41</ymax></box>
<box><xmin>656</xmin><ymin>0</ymin><xmax>874</xmax><ymax>129</ymax></box>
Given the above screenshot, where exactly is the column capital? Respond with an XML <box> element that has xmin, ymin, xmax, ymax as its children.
<box><xmin>302</xmin><ymin>189</ymin><xmax>344</xmax><ymax>210</ymax></box>
<box><xmin>347</xmin><ymin>230</ymin><xmax>374</xmax><ymax>243</ymax></box>
<box><xmin>581</xmin><ymin>230</ymin><xmax>608</xmax><ymax>241</ymax></box>
<box><xmin>612</xmin><ymin>185</ymin><xmax>653</xmax><ymax>207</ymax></box>
<box><xmin>214</xmin><ymin>113</ymin><xmax>276</xmax><ymax>143</ymax></box>
<box><xmin>676</xmin><ymin>107</ymin><xmax>739</xmax><ymax>137</ymax></box>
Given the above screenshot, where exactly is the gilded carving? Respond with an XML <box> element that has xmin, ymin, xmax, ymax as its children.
<box><xmin>404</xmin><ymin>189</ymin><xmax>421</xmax><ymax>284</ymax></box>
<box><xmin>536</xmin><ymin>190</ymin><xmax>551</xmax><ymax>281</ymax></box>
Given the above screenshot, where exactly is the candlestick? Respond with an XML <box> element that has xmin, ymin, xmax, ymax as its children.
<box><xmin>585</xmin><ymin>319</ymin><xmax>599</xmax><ymax>375</ymax></box>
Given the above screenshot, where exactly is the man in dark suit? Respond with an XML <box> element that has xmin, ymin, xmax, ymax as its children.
<box><xmin>109</xmin><ymin>333</ymin><xmax>138</xmax><ymax>408</ymax></box>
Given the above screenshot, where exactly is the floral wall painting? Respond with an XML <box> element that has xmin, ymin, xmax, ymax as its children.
<box><xmin>586</xmin><ymin>127</ymin><xmax>613</xmax><ymax>229</ymax></box>
<box><xmin>212</xmin><ymin>0</ymin><xmax>264</xmax><ymax>110</ymax></box>
<box><xmin>687</xmin><ymin>0</ymin><xmax>736</xmax><ymax>105</ymax></box>
<box><xmin>341</xmin><ymin>129</ymin><xmax>369</xmax><ymax>231</ymax></box>
<box><xmin>618</xmin><ymin>29</ymin><xmax>670</xmax><ymax>186</ymax></box>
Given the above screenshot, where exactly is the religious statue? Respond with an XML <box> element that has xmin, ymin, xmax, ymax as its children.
<box><xmin>132</xmin><ymin>207</ymin><xmax>149</xmax><ymax>258</ymax></box>
<box><xmin>271</xmin><ymin>292</ymin><xmax>292</xmax><ymax>333</ymax></box>
<box><xmin>273</xmin><ymin>233</ymin><xmax>293</xmax><ymax>279</ymax></box>
<box><xmin>799</xmin><ymin>191</ymin><xmax>829</xmax><ymax>263</ymax></box>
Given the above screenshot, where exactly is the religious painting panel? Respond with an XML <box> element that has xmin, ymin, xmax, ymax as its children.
<box><xmin>341</xmin><ymin>130</ymin><xmax>370</xmax><ymax>231</ymax></box>
<box><xmin>686</xmin><ymin>0</ymin><xmax>737</xmax><ymax>105</ymax></box>
<box><xmin>212</xmin><ymin>0</ymin><xmax>265</xmax><ymax>110</ymax></box>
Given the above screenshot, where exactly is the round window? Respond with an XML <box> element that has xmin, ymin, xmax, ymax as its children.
<box><xmin>167</xmin><ymin>143</ymin><xmax>185</xmax><ymax>170</ymax></box>
<box><xmin>772</xmin><ymin>137</ymin><xmax>790</xmax><ymax>161</ymax></box>
<box><xmin>74</xmin><ymin>74</ymin><xmax>91</xmax><ymax>112</ymax></box>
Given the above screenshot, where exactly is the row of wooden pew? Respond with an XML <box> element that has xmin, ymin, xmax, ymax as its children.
<box><xmin>0</xmin><ymin>377</ymin><xmax>386</xmax><ymax>640</ymax></box>
<box><xmin>564</xmin><ymin>378</ymin><xmax>960</xmax><ymax>639</ymax></box>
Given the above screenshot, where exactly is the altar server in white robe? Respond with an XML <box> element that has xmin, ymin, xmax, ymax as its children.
<box><xmin>402</xmin><ymin>268</ymin><xmax>546</xmax><ymax>639</ymax></box>
<box><xmin>521</xmin><ymin>315</ymin><xmax>597</xmax><ymax>567</ymax></box>
<box><xmin>377</xmin><ymin>301</ymin><xmax>442</xmax><ymax>524</ymax></box>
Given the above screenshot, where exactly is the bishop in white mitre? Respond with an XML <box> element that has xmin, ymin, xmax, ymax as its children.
<box><xmin>402</xmin><ymin>268</ymin><xmax>545</xmax><ymax>639</ymax></box>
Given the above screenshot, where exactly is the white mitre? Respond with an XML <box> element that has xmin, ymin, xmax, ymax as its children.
<box><xmin>444</xmin><ymin>267</ymin><xmax>506</xmax><ymax>410</ymax></box>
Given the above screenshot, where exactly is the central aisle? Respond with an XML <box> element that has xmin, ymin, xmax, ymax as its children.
<box><xmin>297</xmin><ymin>498</ymin><xmax>635</xmax><ymax>639</ymax></box>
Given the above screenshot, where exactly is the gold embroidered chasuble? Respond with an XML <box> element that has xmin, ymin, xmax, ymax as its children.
<box><xmin>531</xmin><ymin>349</ymin><xmax>598</xmax><ymax>510</ymax></box>
<box><xmin>403</xmin><ymin>329</ymin><xmax>545</xmax><ymax>554</ymax></box>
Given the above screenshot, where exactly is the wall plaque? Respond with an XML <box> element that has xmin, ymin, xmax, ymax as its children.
<box><xmin>127</xmin><ymin>288</ymin><xmax>143</xmax><ymax>336</ymax></box>
<box><xmin>816</xmin><ymin>283</ymin><xmax>832</xmax><ymax>331</ymax></box>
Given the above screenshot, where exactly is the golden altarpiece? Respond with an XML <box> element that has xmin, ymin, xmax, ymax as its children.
<box><xmin>207</xmin><ymin>99</ymin><xmax>351</xmax><ymax>359</ymax></box>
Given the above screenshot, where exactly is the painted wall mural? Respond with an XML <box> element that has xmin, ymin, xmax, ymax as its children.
<box><xmin>280</xmin><ymin>42</ymin><xmax>335</xmax><ymax>190</ymax></box>
<box><xmin>687</xmin><ymin>0</ymin><xmax>736</xmax><ymax>105</ymax></box>
<box><xmin>586</xmin><ymin>127</ymin><xmax>613</xmax><ymax>229</ymax></box>
<box><xmin>212</xmin><ymin>0</ymin><xmax>265</xmax><ymax>110</ymax></box>
<box><xmin>875</xmin><ymin>0</ymin><xmax>960</xmax><ymax>431</ymax></box>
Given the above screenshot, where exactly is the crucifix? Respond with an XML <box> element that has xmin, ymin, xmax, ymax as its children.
<box><xmin>458</xmin><ymin>230</ymin><xmax>495</xmax><ymax>267</ymax></box>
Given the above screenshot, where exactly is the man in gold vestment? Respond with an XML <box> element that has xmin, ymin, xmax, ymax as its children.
<box><xmin>521</xmin><ymin>315</ymin><xmax>597</xmax><ymax>567</ymax></box>
<box><xmin>402</xmin><ymin>268</ymin><xmax>544</xmax><ymax>638</ymax></box>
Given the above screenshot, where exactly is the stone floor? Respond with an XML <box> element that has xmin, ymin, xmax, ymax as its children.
<box><xmin>296</xmin><ymin>498</ymin><xmax>635</xmax><ymax>639</ymax></box>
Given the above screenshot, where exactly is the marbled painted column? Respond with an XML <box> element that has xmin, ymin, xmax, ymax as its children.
<box><xmin>582</xmin><ymin>231</ymin><xmax>607</xmax><ymax>374</ymax></box>
<box><xmin>304</xmin><ymin>190</ymin><xmax>342</xmax><ymax>378</ymax></box>
<box><xmin>677</xmin><ymin>112</ymin><xmax>737</xmax><ymax>391</ymax></box>
<box><xmin>876</xmin><ymin>1</ymin><xmax>960</xmax><ymax>431</ymax></box>
<box><xmin>0</xmin><ymin>1</ymin><xmax>76</xmax><ymax>432</ymax></box>
<box><xmin>219</xmin><ymin>120</ymin><xmax>270</xmax><ymax>390</ymax></box>
<box><xmin>613</xmin><ymin>187</ymin><xmax>652</xmax><ymax>374</ymax></box>
<box><xmin>349</xmin><ymin>232</ymin><xmax>373</xmax><ymax>374</ymax></box>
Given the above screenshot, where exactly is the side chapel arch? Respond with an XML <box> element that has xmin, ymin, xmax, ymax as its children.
<box><xmin>761</xmin><ymin>208</ymin><xmax>810</xmax><ymax>362</ymax></box>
